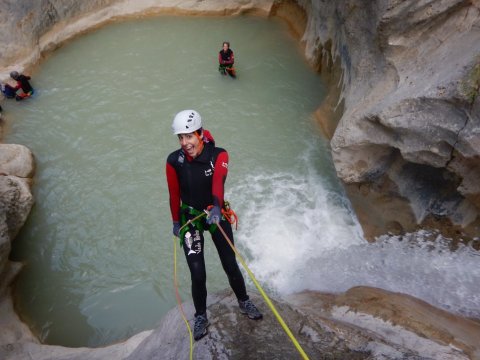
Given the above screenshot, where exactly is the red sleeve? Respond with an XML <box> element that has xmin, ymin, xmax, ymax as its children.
<box><xmin>212</xmin><ymin>151</ymin><xmax>229</xmax><ymax>208</ymax></box>
<box><xmin>166</xmin><ymin>162</ymin><xmax>181</xmax><ymax>222</ymax></box>
<box><xmin>203</xmin><ymin>129</ymin><xmax>215</xmax><ymax>144</ymax></box>
<box><xmin>14</xmin><ymin>81</ymin><xmax>21</xmax><ymax>90</ymax></box>
<box><xmin>218</xmin><ymin>52</ymin><xmax>223</xmax><ymax>64</ymax></box>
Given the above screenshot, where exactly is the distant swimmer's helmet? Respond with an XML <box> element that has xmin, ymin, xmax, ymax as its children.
<box><xmin>172</xmin><ymin>110</ymin><xmax>202</xmax><ymax>135</ymax></box>
<box><xmin>10</xmin><ymin>71</ymin><xmax>19</xmax><ymax>80</ymax></box>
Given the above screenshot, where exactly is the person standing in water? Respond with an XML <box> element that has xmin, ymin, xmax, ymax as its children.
<box><xmin>166</xmin><ymin>110</ymin><xmax>262</xmax><ymax>341</ymax></box>
<box><xmin>218</xmin><ymin>41</ymin><xmax>236</xmax><ymax>77</ymax></box>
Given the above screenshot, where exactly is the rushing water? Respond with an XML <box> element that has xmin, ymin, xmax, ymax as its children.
<box><xmin>4</xmin><ymin>16</ymin><xmax>479</xmax><ymax>348</ymax></box>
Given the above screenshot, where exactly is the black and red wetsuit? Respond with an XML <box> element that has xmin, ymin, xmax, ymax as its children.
<box><xmin>218</xmin><ymin>48</ymin><xmax>234</xmax><ymax>66</ymax></box>
<box><xmin>166</xmin><ymin>130</ymin><xmax>226</xmax><ymax>221</ymax></box>
<box><xmin>165</xmin><ymin>130</ymin><xmax>248</xmax><ymax>316</ymax></box>
<box><xmin>15</xmin><ymin>75</ymin><xmax>33</xmax><ymax>94</ymax></box>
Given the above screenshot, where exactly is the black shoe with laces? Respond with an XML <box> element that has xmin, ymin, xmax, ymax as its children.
<box><xmin>239</xmin><ymin>299</ymin><xmax>263</xmax><ymax>320</ymax></box>
<box><xmin>193</xmin><ymin>313</ymin><xmax>209</xmax><ymax>341</ymax></box>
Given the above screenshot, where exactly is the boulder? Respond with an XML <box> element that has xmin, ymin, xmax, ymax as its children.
<box><xmin>0</xmin><ymin>145</ymin><xmax>34</xmax><ymax>290</ymax></box>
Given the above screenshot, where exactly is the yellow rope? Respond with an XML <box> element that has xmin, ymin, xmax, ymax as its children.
<box><xmin>215</xmin><ymin>221</ymin><xmax>310</xmax><ymax>360</ymax></box>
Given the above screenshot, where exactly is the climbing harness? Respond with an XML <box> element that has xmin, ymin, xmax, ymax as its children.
<box><xmin>179</xmin><ymin>204</ymin><xmax>217</xmax><ymax>245</ymax></box>
<box><xmin>172</xmin><ymin>207</ymin><xmax>310</xmax><ymax>360</ymax></box>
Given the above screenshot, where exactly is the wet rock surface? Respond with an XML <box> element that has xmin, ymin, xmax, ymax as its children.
<box><xmin>125</xmin><ymin>291</ymin><xmax>372</xmax><ymax>360</ymax></box>
<box><xmin>4</xmin><ymin>288</ymin><xmax>476</xmax><ymax>360</ymax></box>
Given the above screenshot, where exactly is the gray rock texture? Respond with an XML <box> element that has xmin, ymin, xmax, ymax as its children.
<box><xmin>0</xmin><ymin>144</ymin><xmax>35</xmax><ymax>357</ymax></box>
<box><xmin>0</xmin><ymin>0</ymin><xmax>119</xmax><ymax>69</ymax></box>
<box><xmin>4</xmin><ymin>289</ymin><xmax>477</xmax><ymax>360</ymax></box>
<box><xmin>0</xmin><ymin>144</ymin><xmax>34</xmax><ymax>293</ymax></box>
<box><xmin>299</xmin><ymin>0</ymin><xmax>480</xmax><ymax>238</ymax></box>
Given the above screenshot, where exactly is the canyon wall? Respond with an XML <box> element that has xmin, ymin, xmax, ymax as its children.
<box><xmin>298</xmin><ymin>0</ymin><xmax>480</xmax><ymax>239</ymax></box>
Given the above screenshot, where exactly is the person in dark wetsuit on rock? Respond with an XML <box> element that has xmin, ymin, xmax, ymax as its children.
<box><xmin>166</xmin><ymin>109</ymin><xmax>262</xmax><ymax>341</ymax></box>
<box><xmin>2</xmin><ymin>71</ymin><xmax>34</xmax><ymax>101</ymax></box>
<box><xmin>218</xmin><ymin>41</ymin><xmax>236</xmax><ymax>78</ymax></box>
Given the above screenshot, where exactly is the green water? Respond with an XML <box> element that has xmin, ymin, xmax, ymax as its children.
<box><xmin>5</xmin><ymin>16</ymin><xmax>336</xmax><ymax>347</ymax></box>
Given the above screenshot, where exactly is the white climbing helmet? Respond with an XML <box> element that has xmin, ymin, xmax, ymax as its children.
<box><xmin>172</xmin><ymin>110</ymin><xmax>202</xmax><ymax>135</ymax></box>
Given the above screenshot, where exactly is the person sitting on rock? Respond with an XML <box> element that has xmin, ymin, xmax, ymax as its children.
<box><xmin>1</xmin><ymin>83</ymin><xmax>17</xmax><ymax>99</ymax></box>
<box><xmin>4</xmin><ymin>71</ymin><xmax>35</xmax><ymax>101</ymax></box>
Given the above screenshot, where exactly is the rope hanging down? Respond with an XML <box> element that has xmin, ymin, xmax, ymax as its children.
<box><xmin>213</xmin><ymin>217</ymin><xmax>310</xmax><ymax>360</ymax></box>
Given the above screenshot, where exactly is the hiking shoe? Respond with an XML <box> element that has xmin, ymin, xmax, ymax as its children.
<box><xmin>239</xmin><ymin>299</ymin><xmax>263</xmax><ymax>320</ymax></box>
<box><xmin>193</xmin><ymin>313</ymin><xmax>209</xmax><ymax>341</ymax></box>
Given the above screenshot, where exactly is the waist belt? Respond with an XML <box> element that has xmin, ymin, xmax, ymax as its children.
<box><xmin>179</xmin><ymin>203</ymin><xmax>218</xmax><ymax>245</ymax></box>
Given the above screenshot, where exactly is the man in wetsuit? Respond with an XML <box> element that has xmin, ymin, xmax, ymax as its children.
<box><xmin>218</xmin><ymin>41</ymin><xmax>236</xmax><ymax>77</ymax></box>
<box><xmin>166</xmin><ymin>109</ymin><xmax>262</xmax><ymax>341</ymax></box>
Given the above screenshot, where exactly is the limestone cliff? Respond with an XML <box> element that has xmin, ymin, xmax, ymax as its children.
<box><xmin>0</xmin><ymin>144</ymin><xmax>34</xmax><ymax>297</ymax></box>
<box><xmin>298</xmin><ymin>0</ymin><xmax>480</xmax><ymax>238</ymax></box>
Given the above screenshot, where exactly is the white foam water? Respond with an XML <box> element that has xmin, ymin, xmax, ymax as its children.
<box><xmin>230</xmin><ymin>149</ymin><xmax>480</xmax><ymax>319</ymax></box>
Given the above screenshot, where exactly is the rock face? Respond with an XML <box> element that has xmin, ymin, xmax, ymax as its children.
<box><xmin>298</xmin><ymin>0</ymin><xmax>480</xmax><ymax>238</ymax></box>
<box><xmin>0</xmin><ymin>144</ymin><xmax>34</xmax><ymax>293</ymax></box>
<box><xmin>0</xmin><ymin>144</ymin><xmax>36</xmax><ymax>357</ymax></box>
<box><xmin>3</xmin><ymin>288</ymin><xmax>477</xmax><ymax>360</ymax></box>
<box><xmin>125</xmin><ymin>288</ymin><xmax>480</xmax><ymax>359</ymax></box>
<box><xmin>0</xmin><ymin>0</ymin><xmax>119</xmax><ymax>69</ymax></box>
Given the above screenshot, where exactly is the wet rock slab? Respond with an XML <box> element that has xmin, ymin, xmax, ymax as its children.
<box><xmin>126</xmin><ymin>290</ymin><xmax>372</xmax><ymax>360</ymax></box>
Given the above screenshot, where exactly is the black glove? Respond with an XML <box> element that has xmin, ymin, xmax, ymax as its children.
<box><xmin>172</xmin><ymin>221</ymin><xmax>180</xmax><ymax>237</ymax></box>
<box><xmin>207</xmin><ymin>206</ymin><xmax>221</xmax><ymax>225</ymax></box>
